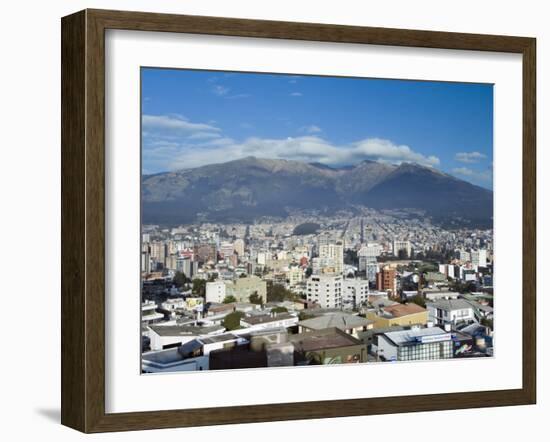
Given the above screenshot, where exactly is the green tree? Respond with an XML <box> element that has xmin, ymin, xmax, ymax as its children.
<box><xmin>222</xmin><ymin>311</ymin><xmax>245</xmax><ymax>331</ymax></box>
<box><xmin>223</xmin><ymin>295</ymin><xmax>237</xmax><ymax>304</ymax></box>
<box><xmin>192</xmin><ymin>279</ymin><xmax>207</xmax><ymax>297</ymax></box>
<box><xmin>271</xmin><ymin>306</ymin><xmax>288</xmax><ymax>314</ymax></box>
<box><xmin>249</xmin><ymin>292</ymin><xmax>263</xmax><ymax>305</ymax></box>
<box><xmin>410</xmin><ymin>294</ymin><xmax>426</xmax><ymax>308</ymax></box>
<box><xmin>266</xmin><ymin>283</ymin><xmax>297</xmax><ymax>302</ymax></box>
<box><xmin>298</xmin><ymin>311</ymin><xmax>315</xmax><ymax>321</ymax></box>
<box><xmin>172</xmin><ymin>271</ymin><xmax>189</xmax><ymax>288</ymax></box>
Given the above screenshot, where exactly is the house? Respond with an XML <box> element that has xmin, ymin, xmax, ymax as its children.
<box><xmin>290</xmin><ymin>327</ymin><xmax>367</xmax><ymax>365</ymax></box>
<box><xmin>148</xmin><ymin>323</ymin><xmax>225</xmax><ymax>351</ymax></box>
<box><xmin>426</xmin><ymin>299</ymin><xmax>476</xmax><ymax>327</ymax></box>
<box><xmin>298</xmin><ymin>312</ymin><xmax>373</xmax><ymax>338</ymax></box>
<box><xmin>366</xmin><ymin>302</ymin><xmax>428</xmax><ymax>328</ymax></box>
<box><xmin>240</xmin><ymin>312</ymin><xmax>299</xmax><ymax>331</ymax></box>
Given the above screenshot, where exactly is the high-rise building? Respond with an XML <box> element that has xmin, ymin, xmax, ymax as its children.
<box><xmin>234</xmin><ymin>238</ymin><xmax>245</xmax><ymax>257</ymax></box>
<box><xmin>306</xmin><ymin>274</ymin><xmax>343</xmax><ymax>309</ymax></box>
<box><xmin>392</xmin><ymin>239</ymin><xmax>411</xmax><ymax>258</ymax></box>
<box><xmin>376</xmin><ymin>266</ymin><xmax>397</xmax><ymax>297</ymax></box>
<box><xmin>471</xmin><ymin>249</ymin><xmax>487</xmax><ymax>268</ymax></box>
<box><xmin>318</xmin><ymin>241</ymin><xmax>344</xmax><ymax>275</ymax></box>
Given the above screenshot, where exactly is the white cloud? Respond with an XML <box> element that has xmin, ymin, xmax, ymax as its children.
<box><xmin>149</xmin><ymin>135</ymin><xmax>440</xmax><ymax>171</ymax></box>
<box><xmin>300</xmin><ymin>125</ymin><xmax>322</xmax><ymax>134</ymax></box>
<box><xmin>142</xmin><ymin>114</ymin><xmax>440</xmax><ymax>172</ymax></box>
<box><xmin>452</xmin><ymin>167</ymin><xmax>492</xmax><ymax>182</ymax></box>
<box><xmin>290</xmin><ymin>92</ymin><xmax>303</xmax><ymax>97</ymax></box>
<box><xmin>455</xmin><ymin>151</ymin><xmax>487</xmax><ymax>163</ymax></box>
<box><xmin>142</xmin><ymin>114</ymin><xmax>220</xmax><ymax>134</ymax></box>
<box><xmin>212</xmin><ymin>85</ymin><xmax>230</xmax><ymax>96</ymax></box>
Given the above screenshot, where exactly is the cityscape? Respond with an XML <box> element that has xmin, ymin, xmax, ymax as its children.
<box><xmin>140</xmin><ymin>68</ymin><xmax>494</xmax><ymax>373</ymax></box>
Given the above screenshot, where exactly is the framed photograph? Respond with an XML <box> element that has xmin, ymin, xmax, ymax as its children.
<box><xmin>61</xmin><ymin>9</ymin><xmax>536</xmax><ymax>433</ymax></box>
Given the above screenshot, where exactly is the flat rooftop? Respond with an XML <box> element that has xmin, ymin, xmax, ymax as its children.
<box><xmin>290</xmin><ymin>328</ymin><xmax>362</xmax><ymax>352</ymax></box>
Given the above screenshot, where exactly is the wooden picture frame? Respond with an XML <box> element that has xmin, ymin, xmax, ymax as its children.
<box><xmin>61</xmin><ymin>8</ymin><xmax>536</xmax><ymax>433</ymax></box>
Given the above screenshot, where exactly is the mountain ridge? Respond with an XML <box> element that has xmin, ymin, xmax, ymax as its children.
<box><xmin>142</xmin><ymin>156</ymin><xmax>492</xmax><ymax>227</ymax></box>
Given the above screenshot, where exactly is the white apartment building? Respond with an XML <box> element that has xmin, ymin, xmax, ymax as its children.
<box><xmin>233</xmin><ymin>239</ymin><xmax>245</xmax><ymax>257</ymax></box>
<box><xmin>306</xmin><ymin>274</ymin><xmax>343</xmax><ymax>308</ymax></box>
<box><xmin>318</xmin><ymin>242</ymin><xmax>344</xmax><ymax>275</ymax></box>
<box><xmin>393</xmin><ymin>239</ymin><xmax>411</xmax><ymax>257</ymax></box>
<box><xmin>471</xmin><ymin>249</ymin><xmax>487</xmax><ymax>268</ymax></box>
<box><xmin>205</xmin><ymin>281</ymin><xmax>226</xmax><ymax>303</ymax></box>
<box><xmin>342</xmin><ymin>278</ymin><xmax>370</xmax><ymax>307</ymax></box>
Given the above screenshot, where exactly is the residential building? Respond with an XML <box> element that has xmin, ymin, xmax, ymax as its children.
<box><xmin>298</xmin><ymin>312</ymin><xmax>373</xmax><ymax>338</ymax></box>
<box><xmin>290</xmin><ymin>327</ymin><xmax>367</xmax><ymax>365</ymax></box>
<box><xmin>225</xmin><ymin>275</ymin><xmax>267</xmax><ymax>303</ymax></box>
<box><xmin>318</xmin><ymin>241</ymin><xmax>344</xmax><ymax>275</ymax></box>
<box><xmin>377</xmin><ymin>326</ymin><xmax>453</xmax><ymax>362</ymax></box>
<box><xmin>306</xmin><ymin>274</ymin><xmax>343</xmax><ymax>309</ymax></box>
<box><xmin>376</xmin><ymin>266</ymin><xmax>397</xmax><ymax>297</ymax></box>
<box><xmin>366</xmin><ymin>302</ymin><xmax>428</xmax><ymax>328</ymax></box>
<box><xmin>205</xmin><ymin>281</ymin><xmax>226</xmax><ymax>304</ymax></box>
<box><xmin>148</xmin><ymin>323</ymin><xmax>225</xmax><ymax>351</ymax></box>
<box><xmin>427</xmin><ymin>299</ymin><xmax>476</xmax><ymax>327</ymax></box>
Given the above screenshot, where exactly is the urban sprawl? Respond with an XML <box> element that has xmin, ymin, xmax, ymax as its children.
<box><xmin>141</xmin><ymin>208</ymin><xmax>494</xmax><ymax>373</ymax></box>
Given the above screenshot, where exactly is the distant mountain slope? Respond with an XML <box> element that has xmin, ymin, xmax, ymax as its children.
<box><xmin>142</xmin><ymin>156</ymin><xmax>493</xmax><ymax>226</ymax></box>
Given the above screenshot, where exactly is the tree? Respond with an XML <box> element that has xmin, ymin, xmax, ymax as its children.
<box><xmin>298</xmin><ymin>311</ymin><xmax>315</xmax><ymax>321</ymax></box>
<box><xmin>223</xmin><ymin>295</ymin><xmax>237</xmax><ymax>304</ymax></box>
<box><xmin>271</xmin><ymin>306</ymin><xmax>288</xmax><ymax>314</ymax></box>
<box><xmin>249</xmin><ymin>292</ymin><xmax>263</xmax><ymax>305</ymax></box>
<box><xmin>222</xmin><ymin>311</ymin><xmax>245</xmax><ymax>331</ymax></box>
<box><xmin>192</xmin><ymin>279</ymin><xmax>207</xmax><ymax>297</ymax></box>
<box><xmin>410</xmin><ymin>294</ymin><xmax>426</xmax><ymax>308</ymax></box>
<box><xmin>266</xmin><ymin>283</ymin><xmax>297</xmax><ymax>302</ymax></box>
<box><xmin>172</xmin><ymin>271</ymin><xmax>189</xmax><ymax>288</ymax></box>
<box><xmin>480</xmin><ymin>317</ymin><xmax>494</xmax><ymax>331</ymax></box>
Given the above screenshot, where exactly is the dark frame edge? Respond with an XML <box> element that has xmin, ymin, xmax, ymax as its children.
<box><xmin>61</xmin><ymin>9</ymin><xmax>87</xmax><ymax>433</ymax></box>
<box><xmin>61</xmin><ymin>8</ymin><xmax>537</xmax><ymax>434</ymax></box>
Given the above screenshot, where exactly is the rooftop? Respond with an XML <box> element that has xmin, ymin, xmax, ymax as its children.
<box><xmin>149</xmin><ymin>324</ymin><xmax>224</xmax><ymax>337</ymax></box>
<box><xmin>379</xmin><ymin>303</ymin><xmax>426</xmax><ymax>318</ymax></box>
<box><xmin>290</xmin><ymin>328</ymin><xmax>362</xmax><ymax>352</ymax></box>
<box><xmin>382</xmin><ymin>326</ymin><xmax>449</xmax><ymax>346</ymax></box>
<box><xmin>427</xmin><ymin>299</ymin><xmax>473</xmax><ymax>311</ymax></box>
<box><xmin>299</xmin><ymin>312</ymin><xmax>372</xmax><ymax>331</ymax></box>
<box><xmin>241</xmin><ymin>313</ymin><xmax>296</xmax><ymax>325</ymax></box>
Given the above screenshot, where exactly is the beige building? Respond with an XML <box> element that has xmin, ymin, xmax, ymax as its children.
<box><xmin>366</xmin><ymin>302</ymin><xmax>428</xmax><ymax>328</ymax></box>
<box><xmin>225</xmin><ymin>275</ymin><xmax>267</xmax><ymax>303</ymax></box>
<box><xmin>319</xmin><ymin>241</ymin><xmax>344</xmax><ymax>275</ymax></box>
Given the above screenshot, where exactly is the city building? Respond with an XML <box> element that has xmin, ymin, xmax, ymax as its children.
<box><xmin>225</xmin><ymin>275</ymin><xmax>267</xmax><ymax>304</ymax></box>
<box><xmin>141</xmin><ymin>301</ymin><xmax>164</xmax><ymax>325</ymax></box>
<box><xmin>377</xmin><ymin>326</ymin><xmax>453</xmax><ymax>362</ymax></box>
<box><xmin>427</xmin><ymin>299</ymin><xmax>476</xmax><ymax>327</ymax></box>
<box><xmin>290</xmin><ymin>327</ymin><xmax>367</xmax><ymax>365</ymax></box>
<box><xmin>342</xmin><ymin>278</ymin><xmax>370</xmax><ymax>307</ymax></box>
<box><xmin>306</xmin><ymin>274</ymin><xmax>343</xmax><ymax>309</ymax></box>
<box><xmin>366</xmin><ymin>302</ymin><xmax>428</xmax><ymax>328</ymax></box>
<box><xmin>205</xmin><ymin>281</ymin><xmax>226</xmax><ymax>304</ymax></box>
<box><xmin>298</xmin><ymin>312</ymin><xmax>373</xmax><ymax>338</ymax></box>
<box><xmin>318</xmin><ymin>241</ymin><xmax>344</xmax><ymax>275</ymax></box>
<box><xmin>393</xmin><ymin>239</ymin><xmax>411</xmax><ymax>258</ymax></box>
<box><xmin>376</xmin><ymin>266</ymin><xmax>397</xmax><ymax>297</ymax></box>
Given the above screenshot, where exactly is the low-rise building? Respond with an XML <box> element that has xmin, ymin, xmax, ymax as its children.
<box><xmin>148</xmin><ymin>323</ymin><xmax>225</xmax><ymax>351</ymax></box>
<box><xmin>366</xmin><ymin>302</ymin><xmax>428</xmax><ymax>328</ymax></box>
<box><xmin>298</xmin><ymin>312</ymin><xmax>373</xmax><ymax>338</ymax></box>
<box><xmin>377</xmin><ymin>326</ymin><xmax>453</xmax><ymax>362</ymax></box>
<box><xmin>290</xmin><ymin>327</ymin><xmax>366</xmax><ymax>365</ymax></box>
<box><xmin>427</xmin><ymin>299</ymin><xmax>476</xmax><ymax>327</ymax></box>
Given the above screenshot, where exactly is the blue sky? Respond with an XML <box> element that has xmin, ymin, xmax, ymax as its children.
<box><xmin>142</xmin><ymin>68</ymin><xmax>493</xmax><ymax>189</ymax></box>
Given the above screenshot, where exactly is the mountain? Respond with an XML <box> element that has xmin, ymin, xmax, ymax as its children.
<box><xmin>142</xmin><ymin>156</ymin><xmax>493</xmax><ymax>227</ymax></box>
